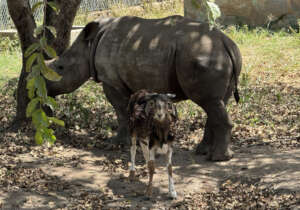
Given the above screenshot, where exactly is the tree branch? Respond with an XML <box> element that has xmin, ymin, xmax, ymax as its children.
<box><xmin>46</xmin><ymin>0</ymin><xmax>82</xmax><ymax>55</ymax></box>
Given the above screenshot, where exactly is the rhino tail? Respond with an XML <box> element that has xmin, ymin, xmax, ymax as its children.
<box><xmin>222</xmin><ymin>35</ymin><xmax>242</xmax><ymax>104</ymax></box>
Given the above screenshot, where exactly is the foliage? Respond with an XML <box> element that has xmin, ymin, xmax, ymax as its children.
<box><xmin>191</xmin><ymin>0</ymin><xmax>221</xmax><ymax>27</ymax></box>
<box><xmin>0</xmin><ymin>37</ymin><xmax>20</xmax><ymax>53</ymax></box>
<box><xmin>25</xmin><ymin>0</ymin><xmax>64</xmax><ymax>145</ymax></box>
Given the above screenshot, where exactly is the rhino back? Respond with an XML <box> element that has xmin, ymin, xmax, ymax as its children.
<box><xmin>94</xmin><ymin>16</ymin><xmax>230</xmax><ymax>96</ymax></box>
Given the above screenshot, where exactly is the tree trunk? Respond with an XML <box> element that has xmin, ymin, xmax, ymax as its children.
<box><xmin>46</xmin><ymin>0</ymin><xmax>82</xmax><ymax>56</ymax></box>
<box><xmin>7</xmin><ymin>0</ymin><xmax>37</xmax><ymax>128</ymax></box>
<box><xmin>7</xmin><ymin>0</ymin><xmax>82</xmax><ymax>129</ymax></box>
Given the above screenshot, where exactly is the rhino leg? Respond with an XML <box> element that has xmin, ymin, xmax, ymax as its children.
<box><xmin>196</xmin><ymin>84</ymin><xmax>233</xmax><ymax>157</ymax></box>
<box><xmin>103</xmin><ymin>83</ymin><xmax>130</xmax><ymax>145</ymax></box>
<box><xmin>195</xmin><ymin>119</ymin><xmax>212</xmax><ymax>155</ymax></box>
<box><xmin>201</xmin><ymin>99</ymin><xmax>233</xmax><ymax>161</ymax></box>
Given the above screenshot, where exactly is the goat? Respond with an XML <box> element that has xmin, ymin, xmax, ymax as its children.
<box><xmin>127</xmin><ymin>89</ymin><xmax>178</xmax><ymax>199</ymax></box>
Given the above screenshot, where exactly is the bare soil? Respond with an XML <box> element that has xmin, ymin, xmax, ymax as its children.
<box><xmin>0</xmin><ymin>127</ymin><xmax>299</xmax><ymax>210</ymax></box>
<box><xmin>1</xmin><ymin>78</ymin><xmax>300</xmax><ymax>209</ymax></box>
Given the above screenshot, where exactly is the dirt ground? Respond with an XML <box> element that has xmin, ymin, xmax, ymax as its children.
<box><xmin>0</xmin><ymin>75</ymin><xmax>299</xmax><ymax>209</ymax></box>
<box><xmin>0</xmin><ymin>127</ymin><xmax>299</xmax><ymax>209</ymax></box>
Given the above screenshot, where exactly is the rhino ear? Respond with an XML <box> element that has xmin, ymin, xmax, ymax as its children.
<box><xmin>83</xmin><ymin>21</ymin><xmax>99</xmax><ymax>41</ymax></box>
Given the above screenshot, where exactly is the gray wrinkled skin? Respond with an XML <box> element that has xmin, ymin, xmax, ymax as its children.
<box><xmin>47</xmin><ymin>15</ymin><xmax>242</xmax><ymax>161</ymax></box>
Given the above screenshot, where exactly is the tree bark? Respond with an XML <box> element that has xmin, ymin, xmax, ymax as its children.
<box><xmin>7</xmin><ymin>0</ymin><xmax>81</xmax><ymax>129</ymax></box>
<box><xmin>46</xmin><ymin>0</ymin><xmax>82</xmax><ymax>56</ymax></box>
<box><xmin>7</xmin><ymin>0</ymin><xmax>37</xmax><ymax>128</ymax></box>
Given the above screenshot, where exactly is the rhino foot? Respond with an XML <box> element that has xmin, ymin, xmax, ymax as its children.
<box><xmin>195</xmin><ymin>141</ymin><xmax>210</xmax><ymax>155</ymax></box>
<box><xmin>207</xmin><ymin>148</ymin><xmax>233</xmax><ymax>161</ymax></box>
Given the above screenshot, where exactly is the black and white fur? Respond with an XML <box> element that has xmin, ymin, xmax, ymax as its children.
<box><xmin>127</xmin><ymin>89</ymin><xmax>178</xmax><ymax>199</ymax></box>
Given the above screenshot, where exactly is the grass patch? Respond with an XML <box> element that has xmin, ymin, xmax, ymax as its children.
<box><xmin>226</xmin><ymin>27</ymin><xmax>300</xmax><ymax>85</ymax></box>
<box><xmin>0</xmin><ymin>52</ymin><xmax>21</xmax><ymax>87</ymax></box>
<box><xmin>74</xmin><ymin>0</ymin><xmax>183</xmax><ymax>25</ymax></box>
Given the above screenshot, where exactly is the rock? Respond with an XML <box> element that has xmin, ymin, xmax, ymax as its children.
<box><xmin>184</xmin><ymin>0</ymin><xmax>300</xmax><ymax>31</ymax></box>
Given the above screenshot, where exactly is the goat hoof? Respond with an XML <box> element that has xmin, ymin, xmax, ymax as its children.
<box><xmin>128</xmin><ymin>170</ymin><xmax>136</xmax><ymax>182</ymax></box>
<box><xmin>168</xmin><ymin>191</ymin><xmax>177</xmax><ymax>200</ymax></box>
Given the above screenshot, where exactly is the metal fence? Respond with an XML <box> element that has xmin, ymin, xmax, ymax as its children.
<box><xmin>0</xmin><ymin>0</ymin><xmax>142</xmax><ymax>30</ymax></box>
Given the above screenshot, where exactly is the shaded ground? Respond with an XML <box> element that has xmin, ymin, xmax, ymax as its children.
<box><xmin>0</xmin><ymin>129</ymin><xmax>299</xmax><ymax>209</ymax></box>
<box><xmin>0</xmin><ymin>77</ymin><xmax>300</xmax><ymax>209</ymax></box>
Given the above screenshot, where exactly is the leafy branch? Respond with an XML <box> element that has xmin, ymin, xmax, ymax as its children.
<box><xmin>25</xmin><ymin>0</ymin><xmax>64</xmax><ymax>145</ymax></box>
<box><xmin>191</xmin><ymin>0</ymin><xmax>221</xmax><ymax>28</ymax></box>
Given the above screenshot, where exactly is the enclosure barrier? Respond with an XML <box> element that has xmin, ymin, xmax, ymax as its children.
<box><xmin>0</xmin><ymin>0</ymin><xmax>142</xmax><ymax>30</ymax></box>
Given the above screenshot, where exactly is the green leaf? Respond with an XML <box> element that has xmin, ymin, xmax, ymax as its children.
<box><xmin>26</xmin><ymin>64</ymin><xmax>41</xmax><ymax>81</ymax></box>
<box><xmin>28</xmin><ymin>87</ymin><xmax>35</xmax><ymax>99</ymax></box>
<box><xmin>35</xmin><ymin>130</ymin><xmax>44</xmax><ymax>145</ymax></box>
<box><xmin>26</xmin><ymin>77</ymin><xmax>36</xmax><ymax>99</ymax></box>
<box><xmin>26</xmin><ymin>98</ymin><xmax>40</xmax><ymax>118</ymax></box>
<box><xmin>45</xmin><ymin>96</ymin><xmax>57</xmax><ymax>111</ymax></box>
<box><xmin>35</xmin><ymin>75</ymin><xmax>47</xmax><ymax>99</ymax></box>
<box><xmin>37</xmin><ymin>54</ymin><xmax>61</xmax><ymax>81</ymax></box>
<box><xmin>47</xmin><ymin>2</ymin><xmax>60</xmax><ymax>14</ymax></box>
<box><xmin>46</xmin><ymin>26</ymin><xmax>57</xmax><ymax>38</ymax></box>
<box><xmin>44</xmin><ymin>44</ymin><xmax>57</xmax><ymax>58</ymax></box>
<box><xmin>41</xmin><ymin>67</ymin><xmax>62</xmax><ymax>82</ymax></box>
<box><xmin>40</xmin><ymin>36</ymin><xmax>47</xmax><ymax>49</ymax></box>
<box><xmin>25</xmin><ymin>43</ymin><xmax>40</xmax><ymax>58</ymax></box>
<box><xmin>32</xmin><ymin>109</ymin><xmax>49</xmax><ymax>129</ymax></box>
<box><xmin>49</xmin><ymin>117</ymin><xmax>65</xmax><ymax>127</ymax></box>
<box><xmin>207</xmin><ymin>2</ymin><xmax>221</xmax><ymax>22</ymax></box>
<box><xmin>34</xmin><ymin>25</ymin><xmax>44</xmax><ymax>37</ymax></box>
<box><xmin>26</xmin><ymin>77</ymin><xmax>35</xmax><ymax>89</ymax></box>
<box><xmin>31</xmin><ymin>1</ymin><xmax>43</xmax><ymax>13</ymax></box>
<box><xmin>26</xmin><ymin>53</ymin><xmax>38</xmax><ymax>72</ymax></box>
<box><xmin>43</xmin><ymin>128</ymin><xmax>56</xmax><ymax>144</ymax></box>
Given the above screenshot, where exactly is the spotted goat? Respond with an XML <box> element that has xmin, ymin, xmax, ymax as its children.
<box><xmin>127</xmin><ymin>89</ymin><xmax>178</xmax><ymax>199</ymax></box>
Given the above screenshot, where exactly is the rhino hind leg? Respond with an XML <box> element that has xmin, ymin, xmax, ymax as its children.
<box><xmin>103</xmin><ymin>83</ymin><xmax>130</xmax><ymax>145</ymax></box>
<box><xmin>200</xmin><ymin>99</ymin><xmax>234</xmax><ymax>161</ymax></box>
<box><xmin>196</xmin><ymin>83</ymin><xmax>234</xmax><ymax>159</ymax></box>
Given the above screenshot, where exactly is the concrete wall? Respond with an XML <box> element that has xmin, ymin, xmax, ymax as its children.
<box><xmin>184</xmin><ymin>0</ymin><xmax>300</xmax><ymax>30</ymax></box>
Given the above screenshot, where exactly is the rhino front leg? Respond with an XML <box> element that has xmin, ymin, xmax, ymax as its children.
<box><xmin>195</xmin><ymin>119</ymin><xmax>212</xmax><ymax>155</ymax></box>
<box><xmin>103</xmin><ymin>83</ymin><xmax>130</xmax><ymax>145</ymax></box>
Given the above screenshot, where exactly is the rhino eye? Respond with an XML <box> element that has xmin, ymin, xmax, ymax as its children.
<box><xmin>58</xmin><ymin>65</ymin><xmax>64</xmax><ymax>70</ymax></box>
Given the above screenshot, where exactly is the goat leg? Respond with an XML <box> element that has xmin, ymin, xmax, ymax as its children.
<box><xmin>129</xmin><ymin>135</ymin><xmax>137</xmax><ymax>182</ymax></box>
<box><xmin>145</xmin><ymin>147</ymin><xmax>156</xmax><ymax>197</ymax></box>
<box><xmin>167</xmin><ymin>144</ymin><xmax>177</xmax><ymax>199</ymax></box>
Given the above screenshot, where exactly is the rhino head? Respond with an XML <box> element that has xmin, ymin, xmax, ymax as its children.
<box><xmin>46</xmin><ymin>18</ymin><xmax>114</xmax><ymax>97</ymax></box>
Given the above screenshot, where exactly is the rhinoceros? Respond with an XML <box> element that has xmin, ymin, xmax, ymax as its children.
<box><xmin>47</xmin><ymin>15</ymin><xmax>242</xmax><ymax>161</ymax></box>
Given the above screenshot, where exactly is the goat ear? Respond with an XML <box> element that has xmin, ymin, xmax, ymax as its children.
<box><xmin>166</xmin><ymin>93</ymin><xmax>176</xmax><ymax>99</ymax></box>
<box><xmin>128</xmin><ymin>91</ymin><xmax>140</xmax><ymax>115</ymax></box>
<box><xmin>83</xmin><ymin>21</ymin><xmax>99</xmax><ymax>41</ymax></box>
<box><xmin>144</xmin><ymin>92</ymin><xmax>158</xmax><ymax>101</ymax></box>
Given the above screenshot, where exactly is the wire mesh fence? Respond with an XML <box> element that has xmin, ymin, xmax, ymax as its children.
<box><xmin>0</xmin><ymin>0</ymin><xmax>143</xmax><ymax>30</ymax></box>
